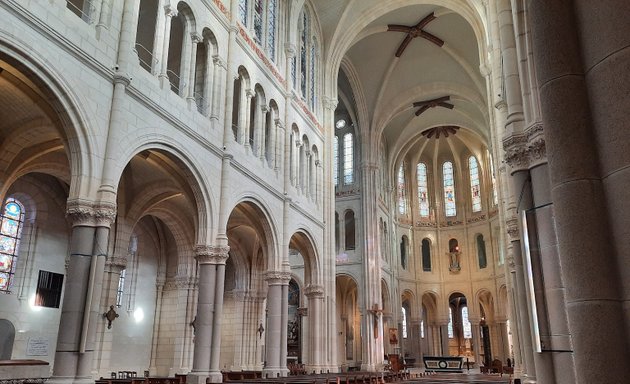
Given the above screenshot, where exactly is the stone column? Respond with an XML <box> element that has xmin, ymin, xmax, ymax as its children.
<box><xmin>528</xmin><ymin>2</ymin><xmax>629</xmax><ymax>383</ymax></box>
<box><xmin>275</xmin><ymin>120</ymin><xmax>284</xmax><ymax>173</ymax></box>
<box><xmin>188</xmin><ymin>245</ymin><xmax>217</xmax><ymax>384</ymax></box>
<box><xmin>51</xmin><ymin>201</ymin><xmax>115</xmax><ymax>384</ymax></box>
<box><xmin>263</xmin><ymin>271</ymin><xmax>291</xmax><ymax>378</ymax></box>
<box><xmin>179</xmin><ymin>27</ymin><xmax>194</xmax><ymax>98</ymax></box>
<box><xmin>439</xmin><ymin>324</ymin><xmax>449</xmax><ymax>356</ymax></box>
<box><xmin>305</xmin><ymin>284</ymin><xmax>325</xmax><ymax>373</ymax></box>
<box><xmin>259</xmin><ymin>106</ymin><xmax>269</xmax><ymax>161</ymax></box>
<box><xmin>471</xmin><ymin>322</ymin><xmax>482</xmax><ymax>366</ymax></box>
<box><xmin>242</xmin><ymin>90</ymin><xmax>254</xmax><ymax>147</ymax></box>
<box><xmin>208</xmin><ymin>246</ymin><xmax>229</xmax><ymax>383</ymax></box>
<box><xmin>186</xmin><ymin>33</ymin><xmax>202</xmax><ymax>110</ymax></box>
<box><xmin>148</xmin><ymin>277</ymin><xmax>166</xmax><ymax>375</ymax></box>
<box><xmin>210</xmin><ymin>55</ymin><xmax>223</xmax><ymax>122</ymax></box>
<box><xmin>158</xmin><ymin>5</ymin><xmax>177</xmax><ymax>89</ymax></box>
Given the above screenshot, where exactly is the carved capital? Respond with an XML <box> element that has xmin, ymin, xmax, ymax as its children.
<box><xmin>284</xmin><ymin>43</ymin><xmax>297</xmax><ymax>57</ymax></box>
<box><xmin>191</xmin><ymin>32</ymin><xmax>202</xmax><ymax>44</ymax></box>
<box><xmin>95</xmin><ymin>202</ymin><xmax>117</xmax><ymax>227</ymax></box>
<box><xmin>506</xmin><ymin>217</ymin><xmax>520</xmax><ymax>241</ymax></box>
<box><xmin>175</xmin><ymin>275</ymin><xmax>197</xmax><ymax>289</ymax></box>
<box><xmin>322</xmin><ymin>96</ymin><xmax>338</xmax><ymax>110</ymax></box>
<box><xmin>246</xmin><ymin>89</ymin><xmax>255</xmax><ymax>98</ymax></box>
<box><xmin>66</xmin><ymin>200</ymin><xmax>95</xmax><ymax>226</ymax></box>
<box><xmin>304</xmin><ymin>284</ymin><xmax>325</xmax><ymax>298</ymax></box>
<box><xmin>212</xmin><ymin>54</ymin><xmax>226</xmax><ymax>69</ymax></box>
<box><xmin>195</xmin><ymin>244</ymin><xmax>230</xmax><ymax>264</ymax></box>
<box><xmin>164</xmin><ymin>4</ymin><xmax>178</xmax><ymax>17</ymax></box>
<box><xmin>105</xmin><ymin>256</ymin><xmax>127</xmax><ymax>272</ymax></box>
<box><xmin>265</xmin><ymin>270</ymin><xmax>291</xmax><ymax>285</ymax></box>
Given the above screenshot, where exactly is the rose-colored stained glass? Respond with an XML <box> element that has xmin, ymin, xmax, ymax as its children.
<box><xmin>0</xmin><ymin>254</ymin><xmax>12</xmax><ymax>272</ymax></box>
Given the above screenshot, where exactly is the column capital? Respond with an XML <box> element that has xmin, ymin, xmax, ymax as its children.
<box><xmin>260</xmin><ymin>105</ymin><xmax>269</xmax><ymax>113</ymax></box>
<box><xmin>304</xmin><ymin>284</ymin><xmax>324</xmax><ymax>298</ymax></box>
<box><xmin>105</xmin><ymin>255</ymin><xmax>127</xmax><ymax>272</ymax></box>
<box><xmin>274</xmin><ymin>118</ymin><xmax>284</xmax><ymax>129</ymax></box>
<box><xmin>66</xmin><ymin>199</ymin><xmax>116</xmax><ymax>227</ymax></box>
<box><xmin>195</xmin><ymin>244</ymin><xmax>230</xmax><ymax>264</ymax></box>
<box><xmin>164</xmin><ymin>4</ymin><xmax>178</xmax><ymax>17</ymax></box>
<box><xmin>506</xmin><ymin>216</ymin><xmax>520</xmax><ymax>241</ymax></box>
<box><xmin>322</xmin><ymin>96</ymin><xmax>338</xmax><ymax>110</ymax></box>
<box><xmin>246</xmin><ymin>89</ymin><xmax>255</xmax><ymax>98</ymax></box>
<box><xmin>265</xmin><ymin>270</ymin><xmax>291</xmax><ymax>285</ymax></box>
<box><xmin>191</xmin><ymin>32</ymin><xmax>202</xmax><ymax>44</ymax></box>
<box><xmin>212</xmin><ymin>54</ymin><xmax>226</xmax><ymax>69</ymax></box>
<box><xmin>284</xmin><ymin>43</ymin><xmax>297</xmax><ymax>57</ymax></box>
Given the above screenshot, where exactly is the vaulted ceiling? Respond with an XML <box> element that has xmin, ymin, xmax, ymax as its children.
<box><xmin>311</xmin><ymin>0</ymin><xmax>490</xmax><ymax>168</ymax></box>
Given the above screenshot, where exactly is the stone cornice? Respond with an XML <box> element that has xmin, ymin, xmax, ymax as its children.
<box><xmin>195</xmin><ymin>245</ymin><xmax>230</xmax><ymax>264</ymax></box>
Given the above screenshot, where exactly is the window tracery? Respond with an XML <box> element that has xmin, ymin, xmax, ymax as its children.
<box><xmin>0</xmin><ymin>198</ymin><xmax>25</xmax><ymax>293</ymax></box>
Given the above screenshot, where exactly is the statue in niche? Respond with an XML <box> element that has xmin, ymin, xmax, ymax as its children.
<box><xmin>448</xmin><ymin>238</ymin><xmax>461</xmax><ymax>272</ymax></box>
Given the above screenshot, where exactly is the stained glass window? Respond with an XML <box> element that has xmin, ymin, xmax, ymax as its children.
<box><xmin>420</xmin><ymin>319</ymin><xmax>425</xmax><ymax>338</ymax></box>
<box><xmin>333</xmin><ymin>136</ymin><xmax>339</xmax><ymax>186</ymax></box>
<box><xmin>300</xmin><ymin>12</ymin><xmax>308</xmax><ymax>97</ymax></box>
<box><xmin>469</xmin><ymin>156</ymin><xmax>481</xmax><ymax>212</ymax></box>
<box><xmin>447</xmin><ymin>307</ymin><xmax>454</xmax><ymax>338</ymax></box>
<box><xmin>343</xmin><ymin>133</ymin><xmax>353</xmax><ymax>184</ymax></box>
<box><xmin>238</xmin><ymin>0</ymin><xmax>248</xmax><ymax>26</ymax></box>
<box><xmin>462</xmin><ymin>306</ymin><xmax>472</xmax><ymax>339</ymax></box>
<box><xmin>402</xmin><ymin>307</ymin><xmax>408</xmax><ymax>339</ymax></box>
<box><xmin>267</xmin><ymin>0</ymin><xmax>277</xmax><ymax>61</ymax></box>
<box><xmin>0</xmin><ymin>198</ymin><xmax>25</xmax><ymax>293</ymax></box>
<box><xmin>398</xmin><ymin>164</ymin><xmax>406</xmax><ymax>214</ymax></box>
<box><xmin>443</xmin><ymin>162</ymin><xmax>456</xmax><ymax>217</ymax></box>
<box><xmin>253</xmin><ymin>0</ymin><xmax>263</xmax><ymax>44</ymax></box>
<box><xmin>291</xmin><ymin>57</ymin><xmax>297</xmax><ymax>89</ymax></box>
<box><xmin>310</xmin><ymin>40</ymin><xmax>316</xmax><ymax>109</ymax></box>
<box><xmin>116</xmin><ymin>269</ymin><xmax>126</xmax><ymax>307</ymax></box>
<box><xmin>417</xmin><ymin>162</ymin><xmax>429</xmax><ymax>217</ymax></box>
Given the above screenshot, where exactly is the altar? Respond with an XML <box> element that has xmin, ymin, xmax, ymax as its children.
<box><xmin>422</xmin><ymin>356</ymin><xmax>464</xmax><ymax>373</ymax></box>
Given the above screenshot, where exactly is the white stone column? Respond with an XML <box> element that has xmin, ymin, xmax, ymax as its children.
<box><xmin>305</xmin><ymin>284</ymin><xmax>325</xmax><ymax>373</ymax></box>
<box><xmin>186</xmin><ymin>32</ymin><xmax>202</xmax><ymax>109</ymax></box>
<box><xmin>179</xmin><ymin>27</ymin><xmax>194</xmax><ymax>97</ymax></box>
<box><xmin>208</xmin><ymin>247</ymin><xmax>229</xmax><ymax>383</ymax></box>
<box><xmin>440</xmin><ymin>324</ymin><xmax>449</xmax><ymax>356</ymax></box>
<box><xmin>252</xmin><ymin>103</ymin><xmax>263</xmax><ymax>157</ymax></box>
<box><xmin>263</xmin><ymin>271</ymin><xmax>291</xmax><ymax>378</ymax></box>
<box><xmin>259</xmin><ymin>106</ymin><xmax>268</xmax><ymax>161</ymax></box>
<box><xmin>471</xmin><ymin>323</ymin><xmax>482</xmax><ymax>366</ymax></box>
<box><xmin>241</xmin><ymin>90</ymin><xmax>253</xmax><ymax>146</ymax></box>
<box><xmin>148</xmin><ymin>277</ymin><xmax>165</xmax><ymax>375</ymax></box>
<box><xmin>275</xmin><ymin>120</ymin><xmax>284</xmax><ymax>173</ymax></box>
<box><xmin>158</xmin><ymin>5</ymin><xmax>177</xmax><ymax>89</ymax></box>
<box><xmin>209</xmin><ymin>55</ymin><xmax>222</xmax><ymax>120</ymax></box>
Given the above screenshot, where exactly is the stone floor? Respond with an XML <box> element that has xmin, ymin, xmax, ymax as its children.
<box><xmin>407</xmin><ymin>372</ymin><xmax>511</xmax><ymax>383</ymax></box>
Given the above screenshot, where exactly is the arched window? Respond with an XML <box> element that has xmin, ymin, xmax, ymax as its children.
<box><xmin>400</xmin><ymin>236</ymin><xmax>408</xmax><ymax>269</ymax></box>
<box><xmin>300</xmin><ymin>12</ymin><xmax>308</xmax><ymax>97</ymax></box>
<box><xmin>477</xmin><ymin>234</ymin><xmax>487</xmax><ymax>269</ymax></box>
<box><xmin>417</xmin><ymin>162</ymin><xmax>429</xmax><ymax>217</ymax></box>
<box><xmin>0</xmin><ymin>198</ymin><xmax>25</xmax><ymax>293</ymax></box>
<box><xmin>310</xmin><ymin>38</ymin><xmax>317</xmax><ymax>109</ymax></box>
<box><xmin>422</xmin><ymin>238</ymin><xmax>431</xmax><ymax>272</ymax></box>
<box><xmin>253</xmin><ymin>0</ymin><xmax>264</xmax><ymax>44</ymax></box>
<box><xmin>420</xmin><ymin>319</ymin><xmax>425</xmax><ymax>338</ymax></box>
<box><xmin>135</xmin><ymin>0</ymin><xmax>159</xmax><ymax>73</ymax></box>
<box><xmin>238</xmin><ymin>0</ymin><xmax>248</xmax><ymax>25</ymax></box>
<box><xmin>398</xmin><ymin>164</ymin><xmax>406</xmax><ymax>214</ymax></box>
<box><xmin>116</xmin><ymin>269</ymin><xmax>126</xmax><ymax>308</ymax></box>
<box><xmin>402</xmin><ymin>307</ymin><xmax>408</xmax><ymax>339</ymax></box>
<box><xmin>333</xmin><ymin>136</ymin><xmax>339</xmax><ymax>186</ymax></box>
<box><xmin>343</xmin><ymin>133</ymin><xmax>353</xmax><ymax>184</ymax></box>
<box><xmin>443</xmin><ymin>161</ymin><xmax>456</xmax><ymax>217</ymax></box>
<box><xmin>462</xmin><ymin>306</ymin><xmax>472</xmax><ymax>339</ymax></box>
<box><xmin>469</xmin><ymin>156</ymin><xmax>481</xmax><ymax>212</ymax></box>
<box><xmin>267</xmin><ymin>0</ymin><xmax>277</xmax><ymax>61</ymax></box>
<box><xmin>447</xmin><ymin>307</ymin><xmax>454</xmax><ymax>338</ymax></box>
<box><xmin>344</xmin><ymin>210</ymin><xmax>355</xmax><ymax>250</ymax></box>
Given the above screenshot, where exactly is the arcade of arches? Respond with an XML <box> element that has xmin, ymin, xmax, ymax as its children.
<box><xmin>1</xmin><ymin>1</ymin><xmax>629</xmax><ymax>384</ymax></box>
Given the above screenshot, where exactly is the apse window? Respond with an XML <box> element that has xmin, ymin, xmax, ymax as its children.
<box><xmin>35</xmin><ymin>270</ymin><xmax>64</xmax><ymax>308</ymax></box>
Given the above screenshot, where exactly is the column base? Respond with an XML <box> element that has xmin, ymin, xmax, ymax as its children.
<box><xmin>206</xmin><ymin>371</ymin><xmax>223</xmax><ymax>383</ymax></box>
<box><xmin>186</xmin><ymin>371</ymin><xmax>210</xmax><ymax>384</ymax></box>
<box><xmin>262</xmin><ymin>368</ymin><xmax>285</xmax><ymax>378</ymax></box>
<box><xmin>360</xmin><ymin>363</ymin><xmax>377</xmax><ymax>372</ymax></box>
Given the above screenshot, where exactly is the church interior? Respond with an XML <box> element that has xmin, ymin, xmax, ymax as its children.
<box><xmin>0</xmin><ymin>1</ymin><xmax>629</xmax><ymax>384</ymax></box>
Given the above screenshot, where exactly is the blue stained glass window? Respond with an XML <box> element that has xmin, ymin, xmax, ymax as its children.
<box><xmin>417</xmin><ymin>163</ymin><xmax>429</xmax><ymax>217</ymax></box>
<box><xmin>333</xmin><ymin>136</ymin><xmax>339</xmax><ymax>186</ymax></box>
<box><xmin>398</xmin><ymin>164</ymin><xmax>406</xmax><ymax>214</ymax></box>
<box><xmin>238</xmin><ymin>0</ymin><xmax>248</xmax><ymax>26</ymax></box>
<box><xmin>343</xmin><ymin>133</ymin><xmax>353</xmax><ymax>184</ymax></box>
<box><xmin>267</xmin><ymin>0</ymin><xmax>277</xmax><ymax>61</ymax></box>
<box><xmin>443</xmin><ymin>162</ymin><xmax>456</xmax><ymax>217</ymax></box>
<box><xmin>310</xmin><ymin>40</ymin><xmax>316</xmax><ymax>109</ymax></box>
<box><xmin>0</xmin><ymin>198</ymin><xmax>25</xmax><ymax>293</ymax></box>
<box><xmin>448</xmin><ymin>307</ymin><xmax>454</xmax><ymax>338</ymax></box>
<box><xmin>402</xmin><ymin>307</ymin><xmax>408</xmax><ymax>339</ymax></box>
<box><xmin>253</xmin><ymin>0</ymin><xmax>263</xmax><ymax>44</ymax></box>
<box><xmin>469</xmin><ymin>156</ymin><xmax>481</xmax><ymax>212</ymax></box>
